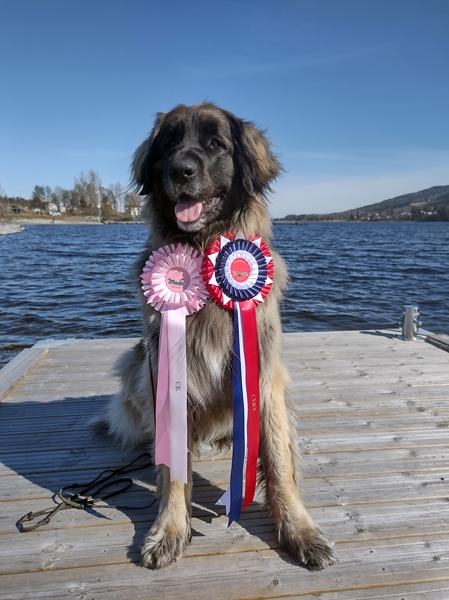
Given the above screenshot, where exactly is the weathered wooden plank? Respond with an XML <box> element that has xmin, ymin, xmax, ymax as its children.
<box><xmin>0</xmin><ymin>431</ymin><xmax>118</xmax><ymax>454</ymax></box>
<box><xmin>0</xmin><ymin>453</ymin><xmax>449</xmax><ymax>504</ymax></box>
<box><xmin>2</xmin><ymin>495</ymin><xmax>449</xmax><ymax>544</ymax></box>
<box><xmin>1</xmin><ymin>390</ymin><xmax>113</xmax><ymax>403</ymax></box>
<box><xmin>0</xmin><ymin>446</ymin><xmax>138</xmax><ymax>476</ymax></box>
<box><xmin>303</xmin><ymin>447</ymin><xmax>449</xmax><ymax>477</ymax></box>
<box><xmin>3</xmin><ymin>380</ymin><xmax>120</xmax><ymax>395</ymax></box>
<box><xmin>426</xmin><ymin>332</ymin><xmax>449</xmax><ymax>354</ymax></box>
<box><xmin>25</xmin><ymin>362</ymin><xmax>117</xmax><ymax>375</ymax></box>
<box><xmin>292</xmin><ymin>367</ymin><xmax>449</xmax><ymax>381</ymax></box>
<box><xmin>298</xmin><ymin>430</ymin><xmax>449</xmax><ymax>453</ymax></box>
<box><xmin>285</xmin><ymin>343</ymin><xmax>448</xmax><ymax>364</ymax></box>
<box><xmin>295</xmin><ymin>413</ymin><xmax>449</xmax><ymax>434</ymax></box>
<box><xmin>3</xmin><ymin>387</ymin><xmax>449</xmax><ymax>423</ymax></box>
<box><xmin>1</xmin><ymin>424</ymin><xmax>448</xmax><ymax>455</ymax></box>
<box><xmin>3</xmin><ymin>410</ymin><xmax>449</xmax><ymax>443</ymax></box>
<box><xmin>292</xmin><ymin>385</ymin><xmax>449</xmax><ymax>398</ymax></box>
<box><xmin>0</xmin><ymin>376</ymin><xmax>436</xmax><ymax>401</ymax></box>
<box><xmin>40</xmin><ymin>352</ymin><xmax>128</xmax><ymax>365</ymax></box>
<box><xmin>283</xmin><ymin>337</ymin><xmax>448</xmax><ymax>366</ymax></box>
<box><xmin>2</xmin><ymin>513</ymin><xmax>449</xmax><ymax>573</ymax></box>
<box><xmin>270</xmin><ymin>580</ymin><xmax>449</xmax><ymax>599</ymax></box>
<box><xmin>2</xmin><ymin>462</ymin><xmax>449</xmax><ymax>508</ymax></box>
<box><xmin>285</xmin><ymin>348</ymin><xmax>449</xmax><ymax>362</ymax></box>
<box><xmin>1</xmin><ymin>443</ymin><xmax>448</xmax><ymax>479</ymax></box>
<box><xmin>0</xmin><ymin>544</ymin><xmax>448</xmax><ymax>600</ymax></box>
<box><xmin>42</xmin><ymin>338</ymin><xmax>139</xmax><ymax>350</ymax></box>
<box><xmin>3</xmin><ymin>391</ymin><xmax>448</xmax><ymax>421</ymax></box>
<box><xmin>0</xmin><ymin>347</ymin><xmax>48</xmax><ymax>401</ymax></box>
<box><xmin>286</xmin><ymin>354</ymin><xmax>446</xmax><ymax>365</ymax></box>
<box><xmin>0</xmin><ymin>399</ymin><xmax>108</xmax><ymax>423</ymax></box>
<box><xmin>22</xmin><ymin>370</ymin><xmax>116</xmax><ymax>384</ymax></box>
<box><xmin>290</xmin><ymin>375</ymin><xmax>449</xmax><ymax>389</ymax></box>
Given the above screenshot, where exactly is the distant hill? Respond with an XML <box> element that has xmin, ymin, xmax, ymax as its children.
<box><xmin>280</xmin><ymin>185</ymin><xmax>449</xmax><ymax>222</ymax></box>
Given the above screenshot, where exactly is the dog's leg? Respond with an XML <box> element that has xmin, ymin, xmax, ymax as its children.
<box><xmin>259</xmin><ymin>361</ymin><xmax>335</xmax><ymax>570</ymax></box>
<box><xmin>141</xmin><ymin>459</ymin><xmax>192</xmax><ymax>568</ymax></box>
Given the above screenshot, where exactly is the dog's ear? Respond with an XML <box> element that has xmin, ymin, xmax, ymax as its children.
<box><xmin>226</xmin><ymin>113</ymin><xmax>282</xmax><ymax>197</ymax></box>
<box><xmin>132</xmin><ymin>112</ymin><xmax>166</xmax><ymax>195</ymax></box>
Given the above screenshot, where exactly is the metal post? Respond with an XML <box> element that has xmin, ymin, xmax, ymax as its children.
<box><xmin>401</xmin><ymin>306</ymin><xmax>420</xmax><ymax>340</ymax></box>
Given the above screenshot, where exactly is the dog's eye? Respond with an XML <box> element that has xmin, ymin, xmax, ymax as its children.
<box><xmin>209</xmin><ymin>138</ymin><xmax>221</xmax><ymax>148</ymax></box>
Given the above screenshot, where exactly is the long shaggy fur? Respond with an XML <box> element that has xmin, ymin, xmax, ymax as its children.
<box><xmin>90</xmin><ymin>103</ymin><xmax>335</xmax><ymax>570</ymax></box>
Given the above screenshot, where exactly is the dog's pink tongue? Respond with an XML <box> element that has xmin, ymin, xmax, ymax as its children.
<box><xmin>175</xmin><ymin>198</ymin><xmax>203</xmax><ymax>222</ymax></box>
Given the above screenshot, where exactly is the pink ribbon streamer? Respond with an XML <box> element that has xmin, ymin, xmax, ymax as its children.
<box><xmin>155</xmin><ymin>306</ymin><xmax>188</xmax><ymax>484</ymax></box>
<box><xmin>141</xmin><ymin>243</ymin><xmax>208</xmax><ymax>485</ymax></box>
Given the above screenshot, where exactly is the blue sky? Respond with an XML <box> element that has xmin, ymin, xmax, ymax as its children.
<box><xmin>1</xmin><ymin>0</ymin><xmax>448</xmax><ymax>217</ymax></box>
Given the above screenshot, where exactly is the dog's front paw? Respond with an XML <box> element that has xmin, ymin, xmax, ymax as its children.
<box><xmin>141</xmin><ymin>523</ymin><xmax>191</xmax><ymax>569</ymax></box>
<box><xmin>279</xmin><ymin>522</ymin><xmax>336</xmax><ymax>571</ymax></box>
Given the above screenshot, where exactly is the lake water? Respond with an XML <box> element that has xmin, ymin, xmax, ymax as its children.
<box><xmin>1</xmin><ymin>222</ymin><xmax>448</xmax><ymax>367</ymax></box>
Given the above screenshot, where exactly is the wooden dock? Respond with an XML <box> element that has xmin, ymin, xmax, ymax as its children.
<box><xmin>1</xmin><ymin>331</ymin><xmax>449</xmax><ymax>599</ymax></box>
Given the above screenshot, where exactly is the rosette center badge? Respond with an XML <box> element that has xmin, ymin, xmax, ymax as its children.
<box><xmin>165</xmin><ymin>266</ymin><xmax>190</xmax><ymax>292</ymax></box>
<box><xmin>204</xmin><ymin>235</ymin><xmax>273</xmax><ymax>309</ymax></box>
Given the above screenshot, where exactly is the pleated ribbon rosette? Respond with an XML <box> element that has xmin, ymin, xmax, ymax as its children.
<box><xmin>141</xmin><ymin>243</ymin><xmax>208</xmax><ymax>483</ymax></box>
<box><xmin>202</xmin><ymin>234</ymin><xmax>274</xmax><ymax>524</ymax></box>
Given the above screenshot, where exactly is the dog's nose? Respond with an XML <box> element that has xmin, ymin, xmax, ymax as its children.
<box><xmin>169</xmin><ymin>158</ymin><xmax>198</xmax><ymax>182</ymax></box>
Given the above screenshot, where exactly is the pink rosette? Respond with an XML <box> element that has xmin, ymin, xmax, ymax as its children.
<box><xmin>141</xmin><ymin>243</ymin><xmax>208</xmax><ymax>313</ymax></box>
<box><xmin>141</xmin><ymin>243</ymin><xmax>208</xmax><ymax>484</ymax></box>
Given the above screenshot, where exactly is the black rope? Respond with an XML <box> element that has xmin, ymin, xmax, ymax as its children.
<box><xmin>18</xmin><ymin>452</ymin><xmax>156</xmax><ymax>532</ymax></box>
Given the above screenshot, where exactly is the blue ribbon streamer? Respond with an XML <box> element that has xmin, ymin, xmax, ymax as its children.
<box><xmin>229</xmin><ymin>306</ymin><xmax>245</xmax><ymax>525</ymax></box>
<box><xmin>212</xmin><ymin>238</ymin><xmax>270</xmax><ymax>524</ymax></box>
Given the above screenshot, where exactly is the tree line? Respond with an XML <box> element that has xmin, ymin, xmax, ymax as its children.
<box><xmin>282</xmin><ymin>201</ymin><xmax>449</xmax><ymax>223</ymax></box>
<box><xmin>0</xmin><ymin>170</ymin><xmax>142</xmax><ymax>218</ymax></box>
<box><xmin>410</xmin><ymin>203</ymin><xmax>449</xmax><ymax>221</ymax></box>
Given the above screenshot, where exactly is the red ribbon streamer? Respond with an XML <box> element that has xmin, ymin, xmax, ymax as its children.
<box><xmin>240</xmin><ymin>299</ymin><xmax>260</xmax><ymax>508</ymax></box>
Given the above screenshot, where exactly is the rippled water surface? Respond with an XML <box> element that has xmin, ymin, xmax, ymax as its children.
<box><xmin>274</xmin><ymin>221</ymin><xmax>449</xmax><ymax>334</ymax></box>
<box><xmin>1</xmin><ymin>222</ymin><xmax>448</xmax><ymax>366</ymax></box>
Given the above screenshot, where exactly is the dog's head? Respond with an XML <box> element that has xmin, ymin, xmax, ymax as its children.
<box><xmin>132</xmin><ymin>103</ymin><xmax>281</xmax><ymax>233</ymax></box>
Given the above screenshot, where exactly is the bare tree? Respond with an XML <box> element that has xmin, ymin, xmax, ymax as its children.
<box><xmin>107</xmin><ymin>182</ymin><xmax>125</xmax><ymax>213</ymax></box>
<box><xmin>51</xmin><ymin>186</ymin><xmax>73</xmax><ymax>213</ymax></box>
<box><xmin>44</xmin><ymin>185</ymin><xmax>52</xmax><ymax>203</ymax></box>
<box><xmin>73</xmin><ymin>170</ymin><xmax>102</xmax><ymax>212</ymax></box>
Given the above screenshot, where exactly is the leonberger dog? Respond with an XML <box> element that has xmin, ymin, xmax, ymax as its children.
<box><xmin>91</xmin><ymin>103</ymin><xmax>335</xmax><ymax>570</ymax></box>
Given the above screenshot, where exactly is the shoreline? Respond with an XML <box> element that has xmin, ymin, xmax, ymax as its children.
<box><xmin>0</xmin><ymin>216</ymin><xmax>143</xmax><ymax>227</ymax></box>
<box><xmin>0</xmin><ymin>216</ymin><xmax>143</xmax><ymax>230</ymax></box>
<box><xmin>2</xmin><ymin>217</ymin><xmax>444</xmax><ymax>235</ymax></box>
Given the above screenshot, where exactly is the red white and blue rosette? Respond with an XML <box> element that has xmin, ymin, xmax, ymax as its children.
<box><xmin>202</xmin><ymin>234</ymin><xmax>273</xmax><ymax>524</ymax></box>
<box><xmin>141</xmin><ymin>243</ymin><xmax>208</xmax><ymax>484</ymax></box>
